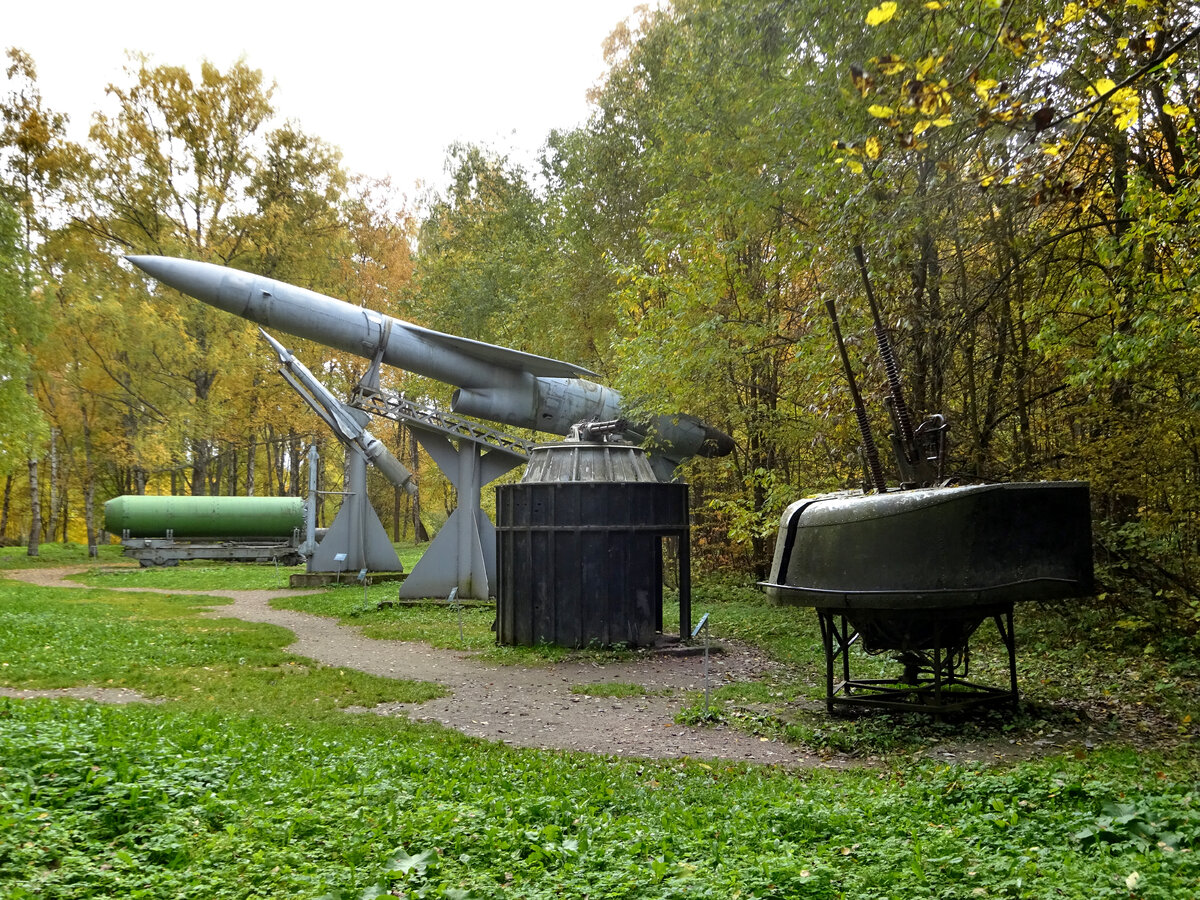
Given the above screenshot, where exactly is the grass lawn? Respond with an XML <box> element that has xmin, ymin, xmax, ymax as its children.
<box><xmin>1</xmin><ymin>550</ymin><xmax>1197</xmax><ymax>898</ymax></box>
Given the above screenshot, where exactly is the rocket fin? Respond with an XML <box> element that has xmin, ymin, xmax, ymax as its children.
<box><xmin>401</xmin><ymin>322</ymin><xmax>600</xmax><ymax>379</ymax></box>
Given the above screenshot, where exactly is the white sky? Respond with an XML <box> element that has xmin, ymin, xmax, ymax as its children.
<box><xmin>6</xmin><ymin>0</ymin><xmax>653</xmax><ymax>196</ymax></box>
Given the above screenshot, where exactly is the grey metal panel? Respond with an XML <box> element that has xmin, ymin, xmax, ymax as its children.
<box><xmin>308</xmin><ymin>448</ymin><xmax>402</xmax><ymax>573</ymax></box>
<box><xmin>523</xmin><ymin>442</ymin><xmax>658</xmax><ymax>484</ymax></box>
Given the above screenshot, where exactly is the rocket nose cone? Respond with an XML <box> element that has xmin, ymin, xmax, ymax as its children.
<box><xmin>126</xmin><ymin>255</ymin><xmax>179</xmax><ymax>283</ymax></box>
<box><xmin>257</xmin><ymin>327</ymin><xmax>291</xmax><ymax>363</ymax></box>
<box><xmin>125</xmin><ymin>255</ymin><xmax>234</xmax><ymax>310</ymax></box>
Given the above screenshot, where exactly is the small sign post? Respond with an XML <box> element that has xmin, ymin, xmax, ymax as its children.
<box><xmin>691</xmin><ymin>612</ymin><xmax>711</xmax><ymax>716</ymax></box>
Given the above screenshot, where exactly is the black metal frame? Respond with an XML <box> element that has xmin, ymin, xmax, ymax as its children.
<box><xmin>815</xmin><ymin>602</ymin><xmax>1019</xmax><ymax>715</ymax></box>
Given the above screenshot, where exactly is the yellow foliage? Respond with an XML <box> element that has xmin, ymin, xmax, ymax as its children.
<box><xmin>868</xmin><ymin>104</ymin><xmax>895</xmax><ymax>118</ymax></box>
<box><xmin>1090</xmin><ymin>78</ymin><xmax>1140</xmax><ymax>130</ymax></box>
<box><xmin>1061</xmin><ymin>3</ymin><xmax>1086</xmax><ymax>25</ymax></box>
<box><xmin>865</xmin><ymin>2</ymin><xmax>898</xmax><ymax>27</ymax></box>
<box><xmin>975</xmin><ymin>78</ymin><xmax>998</xmax><ymax>101</ymax></box>
<box><xmin>1113</xmin><ymin>90</ymin><xmax>1140</xmax><ymax>130</ymax></box>
<box><xmin>865</xmin><ymin>136</ymin><xmax>882</xmax><ymax>159</ymax></box>
<box><xmin>916</xmin><ymin>55</ymin><xmax>939</xmax><ymax>77</ymax></box>
<box><xmin>999</xmin><ymin>27</ymin><xmax>1026</xmax><ymax>56</ymax></box>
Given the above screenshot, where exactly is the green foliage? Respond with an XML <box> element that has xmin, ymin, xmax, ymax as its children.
<box><xmin>1075</xmin><ymin>799</ymin><xmax>1200</xmax><ymax>854</ymax></box>
<box><xmin>0</xmin><ymin>564</ymin><xmax>1198</xmax><ymax>896</ymax></box>
<box><xmin>0</xmin><ymin>543</ymin><xmax>125</xmax><ymax>568</ymax></box>
<box><xmin>74</xmin><ymin>561</ymin><xmax>308</xmax><ymax>591</ymax></box>
<box><xmin>415</xmin><ymin>145</ymin><xmax>561</xmax><ymax>356</ymax></box>
<box><xmin>0</xmin><ymin>196</ymin><xmax>45</xmax><ymax>472</ymax></box>
<box><xmin>67</xmin><ymin>545</ymin><xmax>426</xmax><ymax>593</ymax></box>
<box><xmin>0</xmin><ymin>578</ymin><xmax>444</xmax><ymax>709</ymax></box>
<box><xmin>2</xmin><ymin>699</ymin><xmax>1197</xmax><ymax>899</ymax></box>
<box><xmin>292</xmin><ymin>588</ymin><xmax>501</xmax><ymax>652</ymax></box>
<box><xmin>276</xmin><ymin>586</ymin><xmax>617</xmax><ymax>665</ymax></box>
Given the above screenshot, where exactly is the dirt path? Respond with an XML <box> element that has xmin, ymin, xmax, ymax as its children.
<box><xmin>4</xmin><ymin>567</ymin><xmax>842</xmax><ymax>768</ymax></box>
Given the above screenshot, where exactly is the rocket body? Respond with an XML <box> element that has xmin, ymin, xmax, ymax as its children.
<box><xmin>127</xmin><ymin>255</ymin><xmax>734</xmax><ymax>468</ymax></box>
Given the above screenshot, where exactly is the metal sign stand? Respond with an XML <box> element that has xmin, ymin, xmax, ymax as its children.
<box><xmin>691</xmin><ymin>612</ymin><xmax>711</xmax><ymax>716</ymax></box>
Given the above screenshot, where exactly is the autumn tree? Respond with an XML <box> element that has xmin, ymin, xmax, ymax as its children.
<box><xmin>414</xmin><ymin>144</ymin><xmax>556</xmax><ymax>354</ymax></box>
<box><xmin>69</xmin><ymin>56</ymin><xmax>352</xmax><ymax>498</ymax></box>
<box><xmin>839</xmin><ymin>0</ymin><xmax>1200</xmax><ymax>625</ymax></box>
<box><xmin>551</xmin><ymin>1</ymin><xmax>885</xmax><ymax>570</ymax></box>
<box><xmin>0</xmin><ymin>195</ymin><xmax>43</xmax><ymax>543</ymax></box>
<box><xmin>0</xmin><ymin>48</ymin><xmax>75</xmax><ymax>551</ymax></box>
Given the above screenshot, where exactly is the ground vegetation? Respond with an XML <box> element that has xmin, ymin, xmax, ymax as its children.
<box><xmin>0</xmin><ymin>550</ymin><xmax>1196</xmax><ymax>898</ymax></box>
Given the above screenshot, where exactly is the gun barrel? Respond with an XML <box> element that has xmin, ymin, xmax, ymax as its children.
<box><xmin>853</xmin><ymin>245</ymin><xmax>916</xmax><ymax>454</ymax></box>
<box><xmin>825</xmin><ymin>297</ymin><xmax>888</xmax><ymax>493</ymax></box>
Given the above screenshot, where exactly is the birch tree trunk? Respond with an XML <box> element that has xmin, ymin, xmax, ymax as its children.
<box><xmin>26</xmin><ymin>456</ymin><xmax>40</xmax><ymax>556</ymax></box>
<box><xmin>0</xmin><ymin>474</ymin><xmax>11</xmax><ymax>540</ymax></box>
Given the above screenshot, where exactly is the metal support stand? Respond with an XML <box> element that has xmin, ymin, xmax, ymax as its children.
<box><xmin>397</xmin><ymin>431</ymin><xmax>523</xmax><ymax>601</ymax></box>
<box><xmin>678</xmin><ymin>535</ymin><xmax>692</xmax><ymax>643</ymax></box>
<box><xmin>691</xmin><ymin>612</ymin><xmax>711</xmax><ymax>715</ymax></box>
<box><xmin>815</xmin><ymin>602</ymin><xmax>1019</xmax><ymax>715</ymax></box>
<box><xmin>349</xmin><ymin>388</ymin><xmax>532</xmax><ymax>603</ymax></box>
<box><xmin>308</xmin><ymin>447</ymin><xmax>403</xmax><ymax>574</ymax></box>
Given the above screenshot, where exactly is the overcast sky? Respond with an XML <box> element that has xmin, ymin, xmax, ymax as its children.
<box><xmin>7</xmin><ymin>0</ymin><xmax>652</xmax><ymax>195</ymax></box>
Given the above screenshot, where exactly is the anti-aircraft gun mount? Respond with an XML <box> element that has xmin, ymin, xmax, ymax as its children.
<box><xmin>761</xmin><ymin>247</ymin><xmax>1093</xmax><ymax>716</ymax></box>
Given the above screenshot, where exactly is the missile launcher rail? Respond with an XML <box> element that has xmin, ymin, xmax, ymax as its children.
<box><xmin>348</xmin><ymin>386</ymin><xmax>535</xmax><ymax>461</ymax></box>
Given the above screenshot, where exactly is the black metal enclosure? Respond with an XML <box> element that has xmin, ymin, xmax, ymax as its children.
<box><xmin>495</xmin><ymin>439</ymin><xmax>691</xmax><ymax>648</ymax></box>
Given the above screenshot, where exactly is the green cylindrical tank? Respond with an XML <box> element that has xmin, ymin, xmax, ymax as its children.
<box><xmin>104</xmin><ymin>495</ymin><xmax>305</xmax><ymax>539</ymax></box>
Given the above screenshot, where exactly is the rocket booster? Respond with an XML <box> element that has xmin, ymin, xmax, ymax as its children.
<box><xmin>258</xmin><ymin>329</ymin><xmax>417</xmax><ymax>495</ymax></box>
<box><xmin>126</xmin><ymin>255</ymin><xmax>735</xmax><ymax>466</ymax></box>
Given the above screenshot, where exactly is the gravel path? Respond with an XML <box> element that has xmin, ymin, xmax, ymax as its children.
<box><xmin>4</xmin><ymin>567</ymin><xmax>844</xmax><ymax>768</ymax></box>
